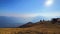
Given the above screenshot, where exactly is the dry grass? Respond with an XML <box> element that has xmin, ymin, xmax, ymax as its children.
<box><xmin>0</xmin><ymin>28</ymin><xmax>60</xmax><ymax>34</ymax></box>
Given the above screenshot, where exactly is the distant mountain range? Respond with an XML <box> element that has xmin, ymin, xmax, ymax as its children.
<box><xmin>0</xmin><ymin>16</ymin><xmax>46</xmax><ymax>28</ymax></box>
<box><xmin>0</xmin><ymin>16</ymin><xmax>24</xmax><ymax>28</ymax></box>
<box><xmin>0</xmin><ymin>16</ymin><xmax>60</xmax><ymax>28</ymax></box>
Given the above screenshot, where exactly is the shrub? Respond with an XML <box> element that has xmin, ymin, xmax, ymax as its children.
<box><xmin>51</xmin><ymin>18</ymin><xmax>57</xmax><ymax>24</ymax></box>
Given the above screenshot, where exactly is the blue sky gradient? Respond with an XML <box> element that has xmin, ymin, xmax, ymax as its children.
<box><xmin>0</xmin><ymin>0</ymin><xmax>60</xmax><ymax>18</ymax></box>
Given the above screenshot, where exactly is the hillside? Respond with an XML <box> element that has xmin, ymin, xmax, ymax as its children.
<box><xmin>0</xmin><ymin>18</ymin><xmax>60</xmax><ymax>34</ymax></box>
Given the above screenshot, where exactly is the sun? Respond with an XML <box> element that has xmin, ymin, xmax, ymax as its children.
<box><xmin>45</xmin><ymin>0</ymin><xmax>54</xmax><ymax>7</ymax></box>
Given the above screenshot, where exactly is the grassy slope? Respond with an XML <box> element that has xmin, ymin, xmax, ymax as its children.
<box><xmin>0</xmin><ymin>22</ymin><xmax>60</xmax><ymax>34</ymax></box>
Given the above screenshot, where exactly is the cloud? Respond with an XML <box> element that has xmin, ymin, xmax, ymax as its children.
<box><xmin>0</xmin><ymin>13</ymin><xmax>39</xmax><ymax>18</ymax></box>
<box><xmin>39</xmin><ymin>11</ymin><xmax>60</xmax><ymax>18</ymax></box>
<box><xmin>44</xmin><ymin>0</ymin><xmax>54</xmax><ymax>7</ymax></box>
<box><xmin>0</xmin><ymin>11</ymin><xmax>60</xmax><ymax>18</ymax></box>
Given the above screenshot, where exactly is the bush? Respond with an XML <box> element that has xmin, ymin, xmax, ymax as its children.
<box><xmin>51</xmin><ymin>18</ymin><xmax>57</xmax><ymax>24</ymax></box>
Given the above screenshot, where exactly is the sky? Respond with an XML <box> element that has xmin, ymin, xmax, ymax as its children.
<box><xmin>0</xmin><ymin>0</ymin><xmax>60</xmax><ymax>18</ymax></box>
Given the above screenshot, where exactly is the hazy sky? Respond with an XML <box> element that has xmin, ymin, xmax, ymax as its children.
<box><xmin>0</xmin><ymin>0</ymin><xmax>60</xmax><ymax>18</ymax></box>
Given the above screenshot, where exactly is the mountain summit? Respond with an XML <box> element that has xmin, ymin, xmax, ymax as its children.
<box><xmin>19</xmin><ymin>22</ymin><xmax>33</xmax><ymax>28</ymax></box>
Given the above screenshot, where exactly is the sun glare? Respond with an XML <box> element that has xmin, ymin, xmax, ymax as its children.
<box><xmin>45</xmin><ymin>0</ymin><xmax>54</xmax><ymax>7</ymax></box>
